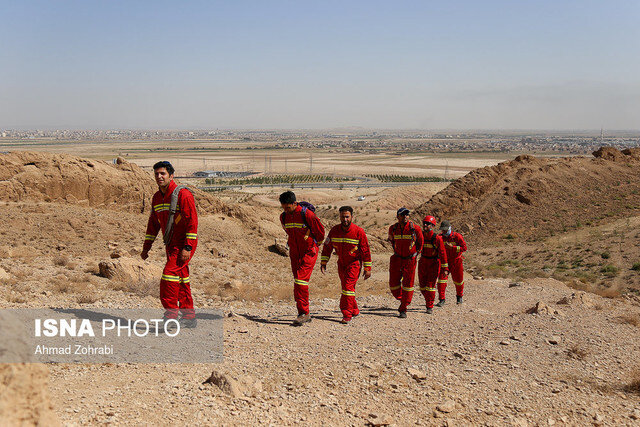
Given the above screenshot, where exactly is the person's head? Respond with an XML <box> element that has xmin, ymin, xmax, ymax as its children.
<box><xmin>423</xmin><ymin>215</ymin><xmax>437</xmax><ymax>232</ymax></box>
<box><xmin>153</xmin><ymin>161</ymin><xmax>175</xmax><ymax>190</ymax></box>
<box><xmin>279</xmin><ymin>191</ymin><xmax>297</xmax><ymax>214</ymax></box>
<box><xmin>396</xmin><ymin>207</ymin><xmax>410</xmax><ymax>224</ymax></box>
<box><xmin>339</xmin><ymin>206</ymin><xmax>354</xmax><ymax>228</ymax></box>
<box><xmin>439</xmin><ymin>220</ymin><xmax>452</xmax><ymax>236</ymax></box>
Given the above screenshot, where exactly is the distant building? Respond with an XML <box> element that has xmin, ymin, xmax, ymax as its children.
<box><xmin>194</xmin><ymin>171</ymin><xmax>220</xmax><ymax>178</ymax></box>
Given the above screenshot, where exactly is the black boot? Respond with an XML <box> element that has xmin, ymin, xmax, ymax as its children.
<box><xmin>456</xmin><ymin>296</ymin><xmax>463</xmax><ymax>304</ymax></box>
<box><xmin>435</xmin><ymin>299</ymin><xmax>446</xmax><ymax>307</ymax></box>
<box><xmin>426</xmin><ymin>307</ymin><xmax>433</xmax><ymax>314</ymax></box>
<box><xmin>180</xmin><ymin>318</ymin><xmax>198</xmax><ymax>328</ymax></box>
<box><xmin>398</xmin><ymin>311</ymin><xmax>407</xmax><ymax>319</ymax></box>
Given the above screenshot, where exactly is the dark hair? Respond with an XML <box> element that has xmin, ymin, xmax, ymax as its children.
<box><xmin>279</xmin><ymin>191</ymin><xmax>296</xmax><ymax>204</ymax></box>
<box><xmin>339</xmin><ymin>206</ymin><xmax>353</xmax><ymax>214</ymax></box>
<box><xmin>153</xmin><ymin>161</ymin><xmax>175</xmax><ymax>176</ymax></box>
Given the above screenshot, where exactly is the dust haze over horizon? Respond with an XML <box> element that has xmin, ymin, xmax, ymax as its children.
<box><xmin>1</xmin><ymin>1</ymin><xmax>639</xmax><ymax>131</ymax></box>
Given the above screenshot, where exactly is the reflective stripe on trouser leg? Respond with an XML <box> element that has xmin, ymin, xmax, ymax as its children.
<box><xmin>389</xmin><ymin>255</ymin><xmax>403</xmax><ymax>300</ymax></box>
<box><xmin>339</xmin><ymin>261</ymin><xmax>360</xmax><ymax>318</ymax></box>
<box><xmin>162</xmin><ymin>245</ymin><xmax>196</xmax><ymax>319</ymax></box>
<box><xmin>450</xmin><ymin>256</ymin><xmax>464</xmax><ymax>298</ymax></box>
<box><xmin>418</xmin><ymin>257</ymin><xmax>439</xmax><ymax>309</ymax></box>
<box><xmin>398</xmin><ymin>257</ymin><xmax>417</xmax><ymax>311</ymax></box>
<box><xmin>437</xmin><ymin>276</ymin><xmax>448</xmax><ymax>301</ymax></box>
<box><xmin>292</xmin><ymin>248</ymin><xmax>317</xmax><ymax>315</ymax></box>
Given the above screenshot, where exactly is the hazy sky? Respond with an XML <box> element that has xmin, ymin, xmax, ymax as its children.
<box><xmin>1</xmin><ymin>0</ymin><xmax>638</xmax><ymax>130</ymax></box>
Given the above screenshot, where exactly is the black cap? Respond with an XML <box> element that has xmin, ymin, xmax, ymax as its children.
<box><xmin>439</xmin><ymin>220</ymin><xmax>451</xmax><ymax>231</ymax></box>
<box><xmin>397</xmin><ymin>207</ymin><xmax>410</xmax><ymax>216</ymax></box>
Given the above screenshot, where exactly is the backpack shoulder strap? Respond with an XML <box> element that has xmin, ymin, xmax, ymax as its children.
<box><xmin>163</xmin><ymin>185</ymin><xmax>189</xmax><ymax>246</ymax></box>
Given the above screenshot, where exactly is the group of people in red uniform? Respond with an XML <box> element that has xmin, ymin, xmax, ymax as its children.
<box><xmin>139</xmin><ymin>161</ymin><xmax>466</xmax><ymax>329</ymax></box>
<box><xmin>279</xmin><ymin>191</ymin><xmax>467</xmax><ymax>325</ymax></box>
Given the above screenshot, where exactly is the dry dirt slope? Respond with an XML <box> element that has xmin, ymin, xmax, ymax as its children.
<box><xmin>415</xmin><ymin>147</ymin><xmax>640</xmax><ymax>243</ymax></box>
<box><xmin>0</xmin><ymin>151</ymin><xmax>242</xmax><ymax>216</ymax></box>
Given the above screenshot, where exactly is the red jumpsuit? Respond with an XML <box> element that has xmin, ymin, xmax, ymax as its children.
<box><xmin>418</xmin><ymin>230</ymin><xmax>448</xmax><ymax>308</ymax></box>
<box><xmin>440</xmin><ymin>231</ymin><xmax>467</xmax><ymax>299</ymax></box>
<box><xmin>321</xmin><ymin>223</ymin><xmax>372</xmax><ymax>319</ymax></box>
<box><xmin>388</xmin><ymin>221</ymin><xmax>424</xmax><ymax>312</ymax></box>
<box><xmin>143</xmin><ymin>180</ymin><xmax>198</xmax><ymax>319</ymax></box>
<box><xmin>281</xmin><ymin>205</ymin><xmax>325</xmax><ymax>315</ymax></box>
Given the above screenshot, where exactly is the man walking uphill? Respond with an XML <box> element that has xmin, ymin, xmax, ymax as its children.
<box><xmin>418</xmin><ymin>215</ymin><xmax>448</xmax><ymax>314</ymax></box>
<box><xmin>320</xmin><ymin>206</ymin><xmax>372</xmax><ymax>324</ymax></box>
<box><xmin>388</xmin><ymin>207</ymin><xmax>423</xmax><ymax>318</ymax></box>
<box><xmin>279</xmin><ymin>191</ymin><xmax>325</xmax><ymax>326</ymax></box>
<box><xmin>437</xmin><ymin>220</ymin><xmax>467</xmax><ymax>306</ymax></box>
<box><xmin>141</xmin><ymin>161</ymin><xmax>198</xmax><ymax>328</ymax></box>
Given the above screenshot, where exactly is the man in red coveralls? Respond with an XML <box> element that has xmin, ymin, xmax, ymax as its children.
<box><xmin>320</xmin><ymin>206</ymin><xmax>372</xmax><ymax>324</ymax></box>
<box><xmin>417</xmin><ymin>215</ymin><xmax>448</xmax><ymax>314</ymax></box>
<box><xmin>279</xmin><ymin>191</ymin><xmax>325</xmax><ymax>326</ymax></box>
<box><xmin>141</xmin><ymin>161</ymin><xmax>198</xmax><ymax>328</ymax></box>
<box><xmin>388</xmin><ymin>207</ymin><xmax>424</xmax><ymax>318</ymax></box>
<box><xmin>437</xmin><ymin>220</ymin><xmax>467</xmax><ymax>306</ymax></box>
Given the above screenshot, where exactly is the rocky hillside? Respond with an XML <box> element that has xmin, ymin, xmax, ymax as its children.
<box><xmin>0</xmin><ymin>151</ymin><xmax>241</xmax><ymax>216</ymax></box>
<box><xmin>415</xmin><ymin>147</ymin><xmax>640</xmax><ymax>243</ymax></box>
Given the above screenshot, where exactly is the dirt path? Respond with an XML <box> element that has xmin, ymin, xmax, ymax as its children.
<box><xmin>48</xmin><ymin>278</ymin><xmax>640</xmax><ymax>426</ymax></box>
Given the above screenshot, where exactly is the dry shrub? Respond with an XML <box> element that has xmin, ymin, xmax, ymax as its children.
<box><xmin>1</xmin><ymin>278</ymin><xmax>19</xmax><ymax>287</ymax></box>
<box><xmin>50</xmin><ymin>275</ymin><xmax>72</xmax><ymax>293</ymax></box>
<box><xmin>125</xmin><ymin>278</ymin><xmax>159</xmax><ymax>298</ymax></box>
<box><xmin>593</xmin><ymin>285</ymin><xmax>622</xmax><ymax>299</ymax></box>
<box><xmin>567</xmin><ymin>344</ymin><xmax>588</xmax><ymax>360</ymax></box>
<box><xmin>66</xmin><ymin>261</ymin><xmax>78</xmax><ymax>270</ymax></box>
<box><xmin>9</xmin><ymin>269</ymin><xmax>28</xmax><ymax>280</ymax></box>
<box><xmin>76</xmin><ymin>293</ymin><xmax>101</xmax><ymax>304</ymax></box>
<box><xmin>625</xmin><ymin>370</ymin><xmax>640</xmax><ymax>395</ymax></box>
<box><xmin>617</xmin><ymin>314</ymin><xmax>640</xmax><ymax>327</ymax></box>
<box><xmin>568</xmin><ymin>280</ymin><xmax>621</xmax><ymax>299</ymax></box>
<box><xmin>6</xmin><ymin>292</ymin><xmax>27</xmax><ymax>304</ymax></box>
<box><xmin>53</xmin><ymin>255</ymin><xmax>69</xmax><ymax>267</ymax></box>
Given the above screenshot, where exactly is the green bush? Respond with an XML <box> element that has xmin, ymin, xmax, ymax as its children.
<box><xmin>600</xmin><ymin>264</ymin><xmax>619</xmax><ymax>277</ymax></box>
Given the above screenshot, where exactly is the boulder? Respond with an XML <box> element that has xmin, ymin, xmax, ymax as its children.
<box><xmin>268</xmin><ymin>238</ymin><xmax>289</xmax><ymax>257</ymax></box>
<box><xmin>98</xmin><ymin>257</ymin><xmax>162</xmax><ymax>283</ymax></box>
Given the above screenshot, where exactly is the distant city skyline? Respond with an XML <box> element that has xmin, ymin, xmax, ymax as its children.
<box><xmin>1</xmin><ymin>1</ymin><xmax>639</xmax><ymax>130</ymax></box>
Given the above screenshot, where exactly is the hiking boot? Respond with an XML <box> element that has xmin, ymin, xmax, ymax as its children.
<box><xmin>435</xmin><ymin>299</ymin><xmax>446</xmax><ymax>307</ymax></box>
<box><xmin>456</xmin><ymin>296</ymin><xmax>463</xmax><ymax>304</ymax></box>
<box><xmin>426</xmin><ymin>307</ymin><xmax>433</xmax><ymax>314</ymax></box>
<box><xmin>340</xmin><ymin>317</ymin><xmax>352</xmax><ymax>324</ymax></box>
<box><xmin>180</xmin><ymin>318</ymin><xmax>198</xmax><ymax>329</ymax></box>
<box><xmin>292</xmin><ymin>313</ymin><xmax>312</xmax><ymax>326</ymax></box>
<box><xmin>398</xmin><ymin>311</ymin><xmax>407</xmax><ymax>319</ymax></box>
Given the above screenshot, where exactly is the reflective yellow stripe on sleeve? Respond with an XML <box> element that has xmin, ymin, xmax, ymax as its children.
<box><xmin>144</xmin><ymin>234</ymin><xmax>156</xmax><ymax>241</ymax></box>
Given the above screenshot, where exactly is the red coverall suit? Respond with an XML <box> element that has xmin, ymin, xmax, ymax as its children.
<box><xmin>143</xmin><ymin>180</ymin><xmax>198</xmax><ymax>319</ymax></box>
<box><xmin>418</xmin><ymin>230</ymin><xmax>448</xmax><ymax>309</ymax></box>
<box><xmin>321</xmin><ymin>223</ymin><xmax>372</xmax><ymax>319</ymax></box>
<box><xmin>440</xmin><ymin>231</ymin><xmax>467</xmax><ymax>299</ymax></box>
<box><xmin>388</xmin><ymin>221</ymin><xmax>424</xmax><ymax>312</ymax></box>
<box><xmin>281</xmin><ymin>205</ymin><xmax>325</xmax><ymax>315</ymax></box>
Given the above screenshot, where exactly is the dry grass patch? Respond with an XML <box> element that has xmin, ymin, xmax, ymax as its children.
<box><xmin>625</xmin><ymin>370</ymin><xmax>640</xmax><ymax>395</ymax></box>
<box><xmin>76</xmin><ymin>293</ymin><xmax>101</xmax><ymax>304</ymax></box>
<box><xmin>566</xmin><ymin>344</ymin><xmax>588</xmax><ymax>360</ymax></box>
<box><xmin>126</xmin><ymin>278</ymin><xmax>159</xmax><ymax>298</ymax></box>
<box><xmin>616</xmin><ymin>314</ymin><xmax>640</xmax><ymax>327</ymax></box>
<box><xmin>5</xmin><ymin>291</ymin><xmax>27</xmax><ymax>304</ymax></box>
<box><xmin>53</xmin><ymin>255</ymin><xmax>70</xmax><ymax>267</ymax></box>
